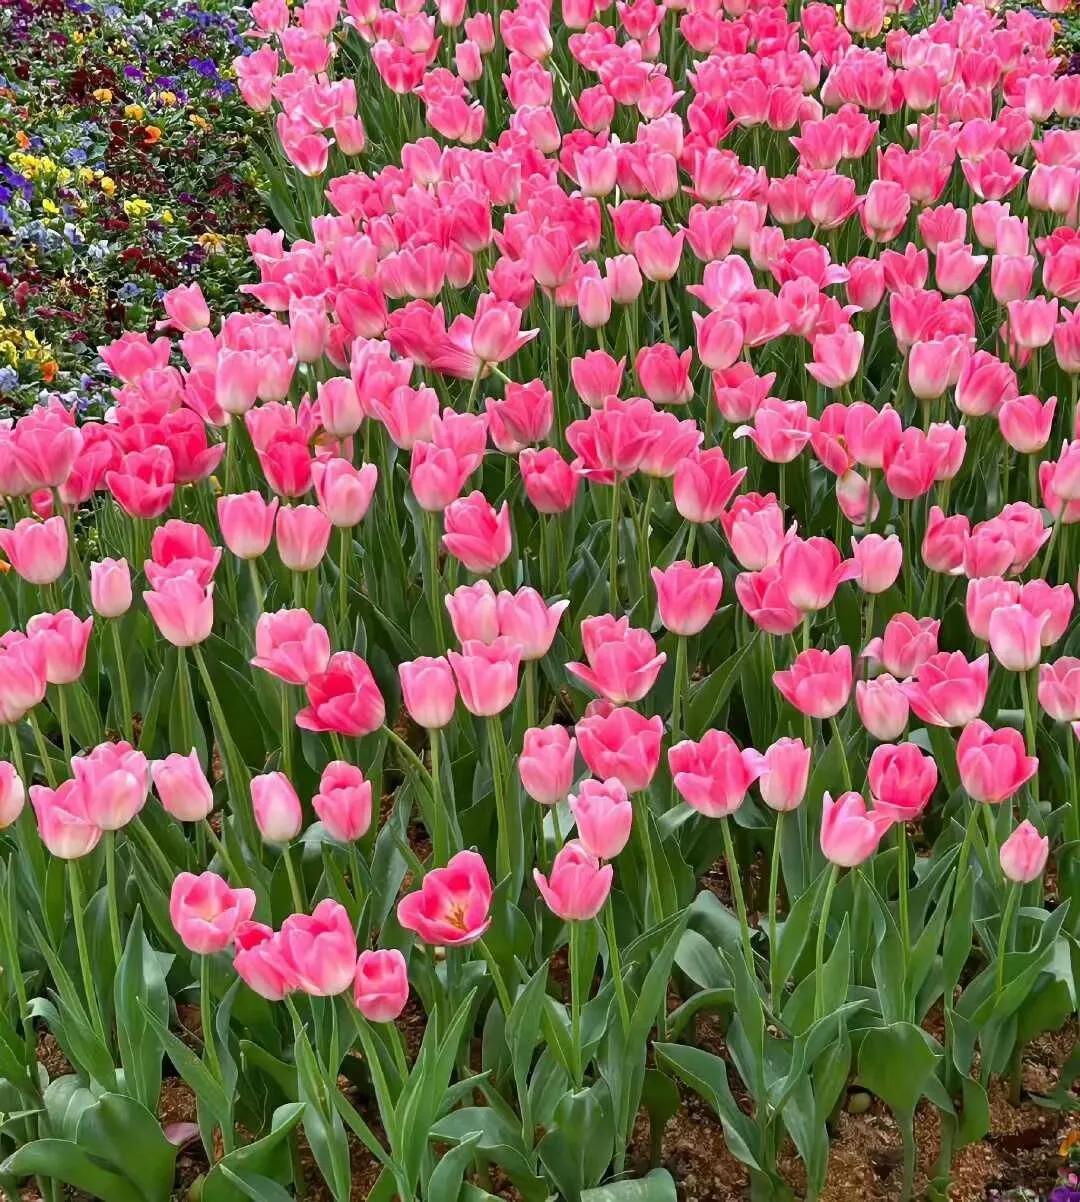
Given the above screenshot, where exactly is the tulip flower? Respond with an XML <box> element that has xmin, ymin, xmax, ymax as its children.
<box><xmin>868</xmin><ymin>742</ymin><xmax>938</xmax><ymax>822</ymax></box>
<box><xmin>152</xmin><ymin>750</ymin><xmax>214</xmax><ymax>823</ymax></box>
<box><xmin>1038</xmin><ymin>657</ymin><xmax>1080</xmax><ymax>722</ymax></box>
<box><xmin>988</xmin><ymin>604</ymin><xmax>1047</xmax><ymax>671</ymax></box>
<box><xmin>568</xmin><ymin>778</ymin><xmax>632</xmax><ymax>860</ymax></box>
<box><xmin>651</xmin><ymin>562</ymin><xmax>724</xmax><ymax>636</ymax></box>
<box><xmin>0</xmin><ymin>517</ymin><xmax>68</xmax><ymax>585</ymax></box>
<box><xmin>0</xmin><ymin>762</ymin><xmax>24</xmax><ymax>829</ymax></box>
<box><xmin>26</xmin><ymin>610</ymin><xmax>92</xmax><ymax>685</ymax></box>
<box><xmin>71</xmin><ymin>740</ymin><xmax>149</xmax><ymax>832</ymax></box>
<box><xmin>903</xmin><ymin>652</ymin><xmax>989</xmax><ymax>727</ymax></box>
<box><xmin>773</xmin><ymin>646</ymin><xmax>853</xmax><ymax>720</ymax></box>
<box><xmin>398</xmin><ymin>656</ymin><xmax>457</xmax><ymax>729</ymax></box>
<box><xmin>297</xmin><ymin>652</ymin><xmax>386</xmax><ymax>737</ymax></box>
<box><xmin>778</xmin><ymin>537</ymin><xmax>860</xmax><ymax>613</ymax></box>
<box><xmin>999</xmin><ymin>820</ymin><xmax>1049</xmax><ymax>884</ymax></box>
<box><xmin>851</xmin><ymin>535</ymin><xmax>902</xmax><ymax>594</ymax></box>
<box><xmin>856</xmin><ymin>674</ymin><xmax>910</xmax><ymax>742</ymax></box>
<box><xmin>864</xmin><ymin>614</ymin><xmax>940</xmax><ymax>679</ymax></box>
<box><xmin>534</xmin><ymin>841</ymin><xmax>613</xmax><ymax>921</ymax></box>
<box><xmin>278</xmin><ymin>900</ymin><xmax>357</xmax><ymax>996</ymax></box>
<box><xmin>29</xmin><ymin>780</ymin><xmax>102</xmax><ymax>859</ymax></box>
<box><xmin>820</xmin><ymin>792</ymin><xmax>894</xmax><ymax>868</ymax></box>
<box><xmin>448</xmin><ymin>638</ymin><xmax>521</xmax><ymax>717</ymax></box>
<box><xmin>567</xmin><ymin>615</ymin><xmax>666</xmax><ymax>705</ymax></box>
<box><xmin>353</xmin><ymin>949</ymin><xmax>409</xmax><ymax>1022</ymax></box>
<box><xmin>233</xmin><ymin>922</ymin><xmax>295</xmax><ymax>1001</ymax></box>
<box><xmin>90</xmin><ymin>558</ymin><xmax>133</xmax><ymax>618</ymax></box>
<box><xmin>496</xmin><ymin>588</ymin><xmax>569</xmax><ymax>660</ymax></box>
<box><xmin>252</xmin><ymin>609</ymin><xmax>332</xmax><ymax>685</ymax></box>
<box><xmin>397</xmin><ymin>849</ymin><xmax>493</xmax><ymax>946</ymax></box>
<box><xmin>757</xmin><ymin>738</ymin><xmax>811</xmax><ymax>813</ymax></box>
<box><xmin>251</xmin><ymin>772</ymin><xmax>303</xmax><ymax>843</ymax></box>
<box><xmin>170</xmin><ymin>871</ymin><xmax>256</xmax><ymax>955</ymax></box>
<box><xmin>576</xmin><ymin>704</ymin><xmax>664</xmax><ymax>793</ymax></box>
<box><xmin>443</xmin><ymin>492</ymin><xmax>512</xmax><ymax>574</ymax></box>
<box><xmin>519</xmin><ymin>725</ymin><xmax>577</xmax><ymax>806</ymax></box>
<box><xmin>144</xmin><ymin>575</ymin><xmax>214</xmax><ymax>648</ymax></box>
<box><xmin>669</xmin><ymin>730</ymin><xmax>765</xmax><ymax>818</ymax></box>
<box><xmin>313</xmin><ymin>762</ymin><xmax>373</xmax><ymax>844</ymax></box>
<box><xmin>957</xmin><ymin>721</ymin><xmax>1039</xmax><ymax>804</ymax></box>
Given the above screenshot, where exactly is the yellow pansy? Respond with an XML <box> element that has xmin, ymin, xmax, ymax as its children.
<box><xmin>161</xmin><ymin>209</ymin><xmax>174</xmax><ymax>224</ymax></box>
<box><xmin>42</xmin><ymin>198</ymin><xmax>59</xmax><ymax>215</ymax></box>
<box><xmin>123</xmin><ymin>198</ymin><xmax>152</xmax><ymax>219</ymax></box>
<box><xmin>100</xmin><ymin>176</ymin><xmax>116</xmax><ymax>196</ymax></box>
<box><xmin>157</xmin><ymin>90</ymin><xmax>178</xmax><ymax>106</ymax></box>
<box><xmin>92</xmin><ymin>87</ymin><xmax>113</xmax><ymax>103</ymax></box>
<box><xmin>124</xmin><ymin>103</ymin><xmax>145</xmax><ymax>120</ymax></box>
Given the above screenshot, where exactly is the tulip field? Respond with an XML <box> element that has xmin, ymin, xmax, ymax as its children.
<box><xmin>4</xmin><ymin>0</ymin><xmax>1080</xmax><ymax>1197</ymax></box>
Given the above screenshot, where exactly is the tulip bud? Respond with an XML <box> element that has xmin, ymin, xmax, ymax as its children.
<box><xmin>251</xmin><ymin>771</ymin><xmax>303</xmax><ymax>843</ymax></box>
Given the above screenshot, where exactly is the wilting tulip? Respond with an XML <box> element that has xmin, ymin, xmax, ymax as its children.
<box><xmin>534</xmin><ymin>841</ymin><xmax>613</xmax><ymax>921</ymax></box>
<box><xmin>170</xmin><ymin>871</ymin><xmax>256</xmax><ymax>955</ymax></box>
<box><xmin>397</xmin><ymin>849</ymin><xmax>493</xmax><ymax>945</ymax></box>
<box><xmin>353</xmin><ymin>949</ymin><xmax>409</xmax><ymax>1021</ymax></box>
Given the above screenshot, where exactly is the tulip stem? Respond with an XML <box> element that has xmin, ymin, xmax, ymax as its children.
<box><xmin>485</xmin><ymin>717</ymin><xmax>512</xmax><ymax>884</ymax></box>
<box><xmin>68</xmin><ymin>861</ymin><xmax>107</xmax><ymax>1045</ymax></box>
<box><xmin>110</xmin><ymin>621</ymin><xmax>134</xmax><ymax>744</ymax></box>
<box><xmin>430</xmin><ymin>730</ymin><xmax>449</xmax><ymax>866</ymax></box>
<box><xmin>830</xmin><ymin>717</ymin><xmax>852</xmax><ymax>793</ymax></box>
<box><xmin>26</xmin><ymin>710</ymin><xmax>58</xmax><ymax>788</ymax></box>
<box><xmin>768</xmin><ymin>810</ymin><xmax>785</xmax><ymax>1008</ymax></box>
<box><xmin>1018</xmin><ymin>668</ymin><xmax>1039</xmax><ymax>806</ymax></box>
<box><xmin>199</xmin><ymin>954</ymin><xmax>223</xmax><ymax>1085</ymax></box>
<box><xmin>280</xmin><ymin>681</ymin><xmax>293</xmax><ymax>782</ymax></box>
<box><xmin>568</xmin><ymin>920</ymin><xmax>585</xmax><ymax>1088</ymax></box>
<box><xmin>721</xmin><ymin>817</ymin><xmax>754</xmax><ymax>976</ymax></box>
<box><xmin>383</xmin><ymin>726</ymin><xmax>434</xmax><ymax>798</ymax></box>
<box><xmin>670</xmin><ymin>636</ymin><xmax>688</xmax><ymax>745</ymax></box>
<box><xmin>177</xmin><ymin>647</ymin><xmax>195</xmax><ymax>756</ymax></box>
<box><xmin>55</xmin><ymin>687</ymin><xmax>72</xmax><ymax>764</ymax></box>
<box><xmin>603</xmin><ymin>901</ymin><xmax>631</xmax><ymax>1036</ymax></box>
<box><xmin>282</xmin><ymin>843</ymin><xmax>306</xmax><ymax>913</ymax></box>
<box><xmin>996</xmin><ymin>882</ymin><xmax>1020</xmax><ymax>994</ymax></box>
<box><xmin>813</xmin><ymin>865</ymin><xmax>839</xmax><ymax>1023</ymax></box>
<box><xmin>1066</xmin><ymin>733</ymin><xmax>1079</xmax><ymax>849</ymax></box>
<box><xmin>423</xmin><ymin>511</ymin><xmax>447</xmax><ymax>651</ymax></box>
<box><xmin>337</xmin><ymin>527</ymin><xmax>351</xmax><ymax>641</ymax></box>
<box><xmin>632</xmin><ymin>792</ymin><xmax>664</xmax><ymax>923</ymax></box>
<box><xmin>608</xmin><ymin>476</ymin><xmax>621</xmax><ymax>613</ymax></box>
<box><xmin>103</xmin><ymin>831</ymin><xmax>123</xmax><ymax>965</ymax></box>
<box><xmin>897</xmin><ymin>825</ymin><xmax>911</xmax><ymax>1009</ymax></box>
<box><xmin>202</xmin><ymin>818</ymin><xmax>241</xmax><ymax>882</ymax></box>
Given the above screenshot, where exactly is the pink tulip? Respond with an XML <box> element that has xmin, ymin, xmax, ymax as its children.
<box><xmin>576</xmin><ymin>703</ymin><xmax>663</xmax><ymax>793</ymax></box>
<box><xmin>519</xmin><ymin>725</ymin><xmax>577</xmax><ymax>805</ymax></box>
<box><xmin>0</xmin><ymin>517</ymin><xmax>68</xmax><ymax>585</ymax></box>
<box><xmin>251</xmin><ymin>609</ymin><xmax>331</xmax><ymax>686</ymax></box>
<box><xmin>233</xmin><ymin>922</ymin><xmax>295</xmax><ymax>1001</ymax></box>
<box><xmin>988</xmin><ymin>604</ymin><xmax>1047</xmax><ymax>671</ymax></box>
<box><xmin>635</xmin><ymin>345</ymin><xmax>693</xmax><ymax>406</ymax></box>
<box><xmin>1018</xmin><ymin>579</ymin><xmax>1074</xmax><ymax>647</ymax></box>
<box><xmin>757</xmin><ymin>737</ymin><xmax>811</xmax><ymax>813</ymax></box>
<box><xmin>864</xmin><ymin>614</ymin><xmax>940</xmax><ymax>679</ymax></box>
<box><xmin>670</xmin><ymin>730</ymin><xmax>765</xmax><ymax>818</ymax></box>
<box><xmin>1038</xmin><ymin>657</ymin><xmax>1080</xmax><ymax>721</ymax></box>
<box><xmin>251</xmin><ymin>772</ymin><xmax>303</xmax><ymax>843</ymax></box>
<box><xmin>773</xmin><ymin>646</ymin><xmax>853</xmax><ymax>720</ymax></box>
<box><xmin>868</xmin><ymin>742</ymin><xmax>938</xmax><ymax>822</ymax></box>
<box><xmin>161</xmin><ymin>283</ymin><xmax>210</xmax><ymax>333</ymax></box>
<box><xmin>957</xmin><ymin>720</ymin><xmax>1038</xmax><ymax>804</ymax></box>
<box><xmin>297</xmin><ymin>652</ymin><xmax>386</xmax><ymax>738</ymax></box>
<box><xmin>719</xmin><ymin>493</ymin><xmax>788</xmax><ymax>571</ymax></box>
<box><xmin>0</xmin><ymin>761</ymin><xmax>25</xmax><ymax>828</ymax></box>
<box><xmin>966</xmin><ymin>577</ymin><xmax>1021</xmax><ymax>642</ymax></box>
<box><xmin>445</xmin><ymin>580</ymin><xmax>499</xmax><ymax>644</ymax></box>
<box><xmin>398</xmin><ymin>656</ymin><xmax>457</xmax><ymax>729</ymax></box>
<box><xmin>90</xmin><ymin>558</ymin><xmax>133</xmax><ymax>618</ymax></box>
<box><xmin>485</xmin><ymin>380</ymin><xmax>553</xmax><ymax>453</ymax></box>
<box><xmin>569</xmin><ymin>778</ymin><xmax>632</xmax><ymax>858</ymax></box>
<box><xmin>903</xmin><ymin>652</ymin><xmax>990</xmax><ymax>727</ymax></box>
<box><xmin>353</xmin><ymin>949</ymin><xmax>409</xmax><ymax>1022</ymax></box>
<box><xmin>922</xmin><ymin>506</ymin><xmax>969</xmax><ymax>575</ymax></box>
<box><xmin>651</xmin><ymin>562</ymin><xmax>724</xmax><ymax>636</ymax></box>
<box><xmin>26</xmin><ymin>610</ymin><xmax>92</xmax><ymax>684</ymax></box>
<box><xmin>673</xmin><ymin>448</ymin><xmax>747</xmax><ymax>523</ymax></box>
<box><xmin>820</xmin><ymin>792</ymin><xmax>893</xmax><ymax>867</ymax></box>
<box><xmin>850</xmin><ymin>534</ymin><xmax>902</xmax><ymax>594</ymax></box>
<box><xmin>107</xmin><ymin>447</ymin><xmax>176</xmax><ymax>519</ymax></box>
<box><xmin>999</xmin><ymin>820</ymin><xmax>1049</xmax><ymax>884</ymax></box>
<box><xmin>276</xmin><ymin>504</ymin><xmax>332</xmax><ymax>572</ymax></box>
<box><xmin>520</xmin><ymin>448</ymin><xmax>580</xmax><ymax>513</ymax></box>
<box><xmin>570</xmin><ymin>350</ymin><xmax>625</xmax><ymax>409</ymax></box>
<box><xmin>778</xmin><ymin>537</ymin><xmax>859</xmax><ymax>613</ymax></box>
<box><xmin>442</xmin><ymin>492</ymin><xmax>512</xmax><ymax>574</ymax></box>
<box><xmin>312</xmin><ymin>459</ymin><xmax>378</xmax><ymax>528</ymax></box>
<box><xmin>567</xmin><ymin>615</ymin><xmax>667</xmax><ymax>705</ymax></box>
<box><xmin>71</xmin><ymin>740</ymin><xmax>148</xmax><ymax>831</ymax></box>
<box><xmin>805</xmin><ymin>325</ymin><xmax>863</xmax><ymax>389</ymax></box>
<box><xmin>999</xmin><ymin>394</ymin><xmax>1057</xmax><ymax>454</ymax></box>
<box><xmin>313</xmin><ymin>762</ymin><xmax>373</xmax><ymax>844</ymax></box>
<box><xmin>496</xmin><ymin>588</ymin><xmax>569</xmax><ymax>660</ymax></box>
<box><xmin>318</xmin><ymin>377</ymin><xmax>365</xmax><ymax>438</ymax></box>
<box><xmin>448</xmin><ymin>638</ymin><xmax>521</xmax><ymax>717</ymax></box>
<box><xmin>856</xmin><ymin>675</ymin><xmax>910</xmax><ymax>742</ymax></box>
<box><xmin>144</xmin><ymin>574</ymin><xmax>214</xmax><ymax>647</ymax></box>
<box><xmin>218</xmin><ymin>492</ymin><xmax>279</xmax><ymax>560</ymax></box>
<box><xmin>152</xmin><ymin>750</ymin><xmax>214</xmax><ymax>823</ymax></box>
<box><xmin>29</xmin><ymin>779</ymin><xmax>101</xmax><ymax>859</ymax></box>
<box><xmin>0</xmin><ymin>634</ymin><xmax>47</xmax><ymax>724</ymax></box>
<box><xmin>279</xmin><ymin>900</ymin><xmax>357</xmax><ymax>996</ymax></box>
<box><xmin>170</xmin><ymin>871</ymin><xmax>256</xmax><ymax>955</ymax></box>
<box><xmin>534</xmin><ymin>841</ymin><xmax>613</xmax><ymax>921</ymax></box>
<box><xmin>735</xmin><ymin>566</ymin><xmax>802</xmax><ymax>636</ymax></box>
<box><xmin>410</xmin><ymin>442</ymin><xmax>471</xmax><ymax>512</ymax></box>
<box><xmin>397</xmin><ymin>849</ymin><xmax>493</xmax><ymax>945</ymax></box>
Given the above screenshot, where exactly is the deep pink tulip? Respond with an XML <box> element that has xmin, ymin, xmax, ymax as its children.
<box><xmin>398</xmin><ymin>656</ymin><xmax>457</xmax><ymax>729</ymax></box>
<box><xmin>635</xmin><ymin>344</ymin><xmax>693</xmax><ymax>406</ymax></box>
<box><xmin>851</xmin><ymin>534</ymin><xmax>902</xmax><ymax>594</ymax></box>
<box><xmin>868</xmin><ymin>742</ymin><xmax>938</xmax><ymax>822</ymax></box>
<box><xmin>448</xmin><ymin>638</ymin><xmax>521</xmax><ymax>716</ymax></box>
<box><xmin>445</xmin><ymin>580</ymin><xmax>499</xmax><ymax>644</ymax></box>
<box><xmin>519</xmin><ymin>725</ymin><xmax>577</xmax><ymax>805</ymax></box>
<box><xmin>903</xmin><ymin>652</ymin><xmax>990</xmax><ymax>727</ymax></box>
<box><xmin>90</xmin><ymin>558</ymin><xmax>133</xmax><ymax>618</ymax></box>
<box><xmin>297</xmin><ymin>652</ymin><xmax>386</xmax><ymax>738</ymax></box>
<box><xmin>651</xmin><ymin>562</ymin><xmax>724</xmax><ymax>636</ymax></box>
<box><xmin>26</xmin><ymin>609</ymin><xmax>92</xmax><ymax>685</ymax></box>
<box><xmin>279</xmin><ymin>900</ymin><xmax>357</xmax><ymax>996</ymax></box>
<box><xmin>233</xmin><ymin>922</ymin><xmax>294</xmax><ymax>1001</ymax></box>
<box><xmin>313</xmin><ymin>761</ymin><xmax>373</xmax><ymax>844</ymax></box>
<box><xmin>856</xmin><ymin>674</ymin><xmax>910</xmax><ymax>742</ymax></box>
<box><xmin>673</xmin><ymin>448</ymin><xmax>747</xmax><ymax>523</ymax></box>
<box><xmin>107</xmin><ymin>447</ymin><xmax>176</xmax><ymax>519</ymax></box>
<box><xmin>312</xmin><ymin>459</ymin><xmax>378</xmax><ymax>527</ymax></box>
<box><xmin>988</xmin><ymin>603</ymin><xmax>1047</xmax><ymax>671</ymax></box>
<box><xmin>251</xmin><ymin>771</ymin><xmax>303</xmax><ymax>843</ymax></box>
<box><xmin>567</xmin><ymin>615</ymin><xmax>666</xmax><ymax>704</ymax></box>
<box><xmin>569</xmin><ymin>777</ymin><xmax>632</xmax><ymax>859</ymax></box>
<box><xmin>353</xmin><ymin>949</ymin><xmax>409</xmax><ymax>1022</ymax></box>
<box><xmin>773</xmin><ymin>646</ymin><xmax>853</xmax><ymax>720</ymax></box>
<box><xmin>29</xmin><ymin>779</ymin><xmax>101</xmax><ymax>859</ymax></box>
<box><xmin>922</xmin><ymin>506</ymin><xmax>970</xmax><ymax>575</ymax></box>
<box><xmin>757</xmin><ymin>737</ymin><xmax>811</xmax><ymax>813</ymax></box>
<box><xmin>957</xmin><ymin>720</ymin><xmax>1039</xmax><ymax>804</ymax></box>
<box><xmin>864</xmin><ymin>614</ymin><xmax>940</xmax><ymax>678</ymax></box>
<box><xmin>0</xmin><ymin>517</ymin><xmax>68</xmax><ymax>585</ymax></box>
<box><xmin>443</xmin><ymin>492</ymin><xmax>512</xmax><ymax>574</ymax></box>
<box><xmin>669</xmin><ymin>730</ymin><xmax>765</xmax><ymax>818</ymax></box>
<box><xmin>251</xmin><ymin>609</ymin><xmax>331</xmax><ymax>686</ymax></box>
<box><xmin>144</xmin><ymin>574</ymin><xmax>214</xmax><ymax>647</ymax></box>
<box><xmin>820</xmin><ymin>792</ymin><xmax>893</xmax><ymax>867</ymax></box>
<box><xmin>218</xmin><ymin>492</ymin><xmax>279</xmax><ymax>560</ymax></box>
<box><xmin>999</xmin><ymin>820</ymin><xmax>1049</xmax><ymax>883</ymax></box>
<box><xmin>519</xmin><ymin>448</ymin><xmax>580</xmax><ymax>513</ymax></box>
<box><xmin>170</xmin><ymin>871</ymin><xmax>256</xmax><ymax>955</ymax></box>
<box><xmin>778</xmin><ymin>536</ymin><xmax>859</xmax><ymax>613</ymax></box>
<box><xmin>496</xmin><ymin>588</ymin><xmax>569</xmax><ymax>660</ymax></box>
<box><xmin>152</xmin><ymin>749</ymin><xmax>214</xmax><ymax>823</ymax></box>
<box><xmin>1038</xmin><ymin>657</ymin><xmax>1080</xmax><ymax>721</ymax></box>
<box><xmin>735</xmin><ymin>566</ymin><xmax>801</xmax><ymax>636</ymax></box>
<box><xmin>576</xmin><ymin>703</ymin><xmax>663</xmax><ymax>793</ymax></box>
<box><xmin>719</xmin><ymin>493</ymin><xmax>788</xmax><ymax>571</ymax></box>
<box><xmin>276</xmin><ymin>504</ymin><xmax>332</xmax><ymax>572</ymax></box>
<box><xmin>397</xmin><ymin>849</ymin><xmax>493</xmax><ymax>945</ymax></box>
<box><xmin>534</xmin><ymin>841</ymin><xmax>613</xmax><ymax>921</ymax></box>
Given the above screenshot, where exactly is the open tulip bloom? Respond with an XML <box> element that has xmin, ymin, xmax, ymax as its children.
<box><xmin>1</xmin><ymin>1</ymin><xmax>1079</xmax><ymax>1201</ymax></box>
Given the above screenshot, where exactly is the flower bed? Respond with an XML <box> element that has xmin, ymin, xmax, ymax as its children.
<box><xmin>0</xmin><ymin>0</ymin><xmax>1079</xmax><ymax>1199</ymax></box>
<box><xmin>0</xmin><ymin>0</ymin><xmax>264</xmax><ymax>416</ymax></box>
